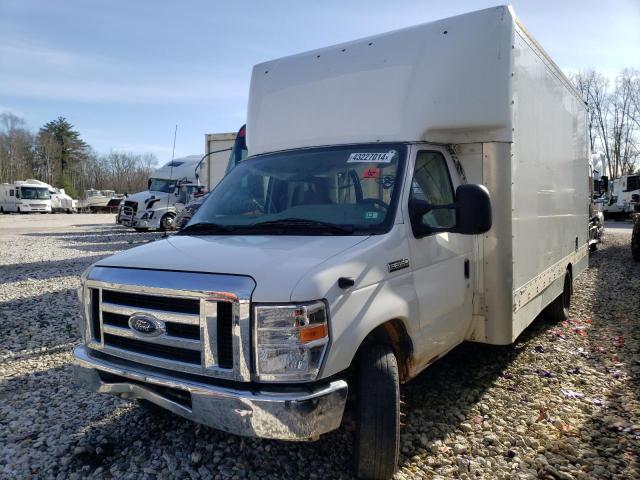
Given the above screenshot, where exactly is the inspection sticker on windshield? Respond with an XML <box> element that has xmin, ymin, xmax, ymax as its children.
<box><xmin>363</xmin><ymin>167</ymin><xmax>380</xmax><ymax>179</ymax></box>
<box><xmin>348</xmin><ymin>150</ymin><xmax>396</xmax><ymax>164</ymax></box>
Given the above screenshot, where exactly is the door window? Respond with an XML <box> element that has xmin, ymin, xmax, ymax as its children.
<box><xmin>410</xmin><ymin>151</ymin><xmax>455</xmax><ymax>229</ymax></box>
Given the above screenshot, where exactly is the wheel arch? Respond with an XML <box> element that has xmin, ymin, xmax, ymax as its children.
<box><xmin>352</xmin><ymin>318</ymin><xmax>414</xmax><ymax>382</ymax></box>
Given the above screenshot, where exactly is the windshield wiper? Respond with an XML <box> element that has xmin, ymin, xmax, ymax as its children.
<box><xmin>250</xmin><ymin>218</ymin><xmax>355</xmax><ymax>234</ymax></box>
<box><xmin>178</xmin><ymin>222</ymin><xmax>236</xmax><ymax>235</ymax></box>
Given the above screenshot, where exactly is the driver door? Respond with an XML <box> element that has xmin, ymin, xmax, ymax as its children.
<box><xmin>405</xmin><ymin>145</ymin><xmax>474</xmax><ymax>356</ymax></box>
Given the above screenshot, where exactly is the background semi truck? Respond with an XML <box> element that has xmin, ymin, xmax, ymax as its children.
<box><xmin>117</xmin><ymin>155</ymin><xmax>204</xmax><ymax>231</ymax></box>
<box><xmin>74</xmin><ymin>6</ymin><xmax>589</xmax><ymax>479</ymax></box>
<box><xmin>119</xmin><ymin>132</ymin><xmax>239</xmax><ymax>231</ymax></box>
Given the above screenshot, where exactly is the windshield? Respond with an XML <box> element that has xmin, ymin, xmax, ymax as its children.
<box><xmin>20</xmin><ymin>187</ymin><xmax>50</xmax><ymax>200</ymax></box>
<box><xmin>188</xmin><ymin>143</ymin><xmax>406</xmax><ymax>235</ymax></box>
<box><xmin>149</xmin><ymin>178</ymin><xmax>177</xmax><ymax>193</ymax></box>
<box><xmin>177</xmin><ymin>185</ymin><xmax>201</xmax><ymax>204</ymax></box>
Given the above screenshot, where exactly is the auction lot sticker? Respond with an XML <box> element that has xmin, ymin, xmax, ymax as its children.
<box><xmin>347</xmin><ymin>150</ymin><xmax>396</xmax><ymax>163</ymax></box>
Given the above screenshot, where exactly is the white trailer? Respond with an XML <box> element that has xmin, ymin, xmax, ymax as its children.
<box><xmin>202</xmin><ymin>132</ymin><xmax>236</xmax><ymax>189</ymax></box>
<box><xmin>602</xmin><ymin>174</ymin><xmax>640</xmax><ymax>219</ymax></box>
<box><xmin>618</xmin><ymin>174</ymin><xmax>640</xmax><ymax>213</ymax></box>
<box><xmin>117</xmin><ymin>155</ymin><xmax>203</xmax><ymax>231</ymax></box>
<box><xmin>0</xmin><ymin>180</ymin><xmax>52</xmax><ymax>213</ymax></box>
<box><xmin>74</xmin><ymin>6</ymin><xmax>589</xmax><ymax>479</ymax></box>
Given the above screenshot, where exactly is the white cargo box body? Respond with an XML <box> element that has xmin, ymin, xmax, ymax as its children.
<box><xmin>247</xmin><ymin>5</ymin><xmax>589</xmax><ymax>345</ymax></box>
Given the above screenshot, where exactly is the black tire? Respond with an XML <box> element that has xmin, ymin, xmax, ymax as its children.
<box><xmin>544</xmin><ymin>269</ymin><xmax>572</xmax><ymax>322</ymax></box>
<box><xmin>632</xmin><ymin>222</ymin><xmax>640</xmax><ymax>262</ymax></box>
<box><xmin>353</xmin><ymin>343</ymin><xmax>400</xmax><ymax>480</ymax></box>
<box><xmin>159</xmin><ymin>213</ymin><xmax>175</xmax><ymax>231</ymax></box>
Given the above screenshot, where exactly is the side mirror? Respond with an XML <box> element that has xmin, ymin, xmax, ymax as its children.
<box><xmin>409</xmin><ymin>184</ymin><xmax>492</xmax><ymax>238</ymax></box>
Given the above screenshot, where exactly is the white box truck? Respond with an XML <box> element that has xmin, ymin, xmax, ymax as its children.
<box><xmin>74</xmin><ymin>6</ymin><xmax>589</xmax><ymax>478</ymax></box>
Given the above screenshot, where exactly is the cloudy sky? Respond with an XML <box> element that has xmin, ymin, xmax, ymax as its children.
<box><xmin>1</xmin><ymin>0</ymin><xmax>639</xmax><ymax>163</ymax></box>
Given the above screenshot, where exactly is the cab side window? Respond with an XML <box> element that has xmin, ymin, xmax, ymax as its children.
<box><xmin>410</xmin><ymin>151</ymin><xmax>455</xmax><ymax>229</ymax></box>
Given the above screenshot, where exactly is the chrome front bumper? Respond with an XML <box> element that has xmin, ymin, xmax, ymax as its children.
<box><xmin>73</xmin><ymin>346</ymin><xmax>348</xmax><ymax>441</ymax></box>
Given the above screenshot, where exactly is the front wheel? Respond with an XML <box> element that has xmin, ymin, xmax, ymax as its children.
<box><xmin>353</xmin><ymin>343</ymin><xmax>400</xmax><ymax>480</ymax></box>
<box><xmin>159</xmin><ymin>213</ymin><xmax>175</xmax><ymax>231</ymax></box>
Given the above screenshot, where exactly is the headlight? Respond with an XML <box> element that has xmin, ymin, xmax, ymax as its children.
<box><xmin>254</xmin><ymin>301</ymin><xmax>329</xmax><ymax>382</ymax></box>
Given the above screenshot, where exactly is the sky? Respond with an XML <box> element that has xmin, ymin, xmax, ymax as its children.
<box><xmin>1</xmin><ymin>0</ymin><xmax>639</xmax><ymax>164</ymax></box>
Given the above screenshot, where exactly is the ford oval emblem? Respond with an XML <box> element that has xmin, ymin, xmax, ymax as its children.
<box><xmin>128</xmin><ymin>313</ymin><xmax>165</xmax><ymax>337</ymax></box>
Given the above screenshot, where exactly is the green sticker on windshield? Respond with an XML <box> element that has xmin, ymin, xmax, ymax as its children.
<box><xmin>365</xmin><ymin>211</ymin><xmax>379</xmax><ymax>220</ymax></box>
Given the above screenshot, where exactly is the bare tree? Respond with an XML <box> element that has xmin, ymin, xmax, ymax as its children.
<box><xmin>0</xmin><ymin>113</ymin><xmax>34</xmax><ymax>183</ymax></box>
<box><xmin>571</xmin><ymin>69</ymin><xmax>640</xmax><ymax>178</ymax></box>
<box><xmin>571</xmin><ymin>70</ymin><xmax>599</xmax><ymax>153</ymax></box>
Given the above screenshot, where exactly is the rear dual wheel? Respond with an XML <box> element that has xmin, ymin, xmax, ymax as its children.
<box><xmin>544</xmin><ymin>269</ymin><xmax>572</xmax><ymax>322</ymax></box>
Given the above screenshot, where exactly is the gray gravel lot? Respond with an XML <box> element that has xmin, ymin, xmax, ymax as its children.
<box><xmin>1</xmin><ymin>214</ymin><xmax>639</xmax><ymax>479</ymax></box>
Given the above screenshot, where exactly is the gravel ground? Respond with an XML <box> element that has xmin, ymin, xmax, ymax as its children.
<box><xmin>1</xmin><ymin>214</ymin><xmax>639</xmax><ymax>479</ymax></box>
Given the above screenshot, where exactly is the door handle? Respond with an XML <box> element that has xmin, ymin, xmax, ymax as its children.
<box><xmin>464</xmin><ymin>259</ymin><xmax>470</xmax><ymax>279</ymax></box>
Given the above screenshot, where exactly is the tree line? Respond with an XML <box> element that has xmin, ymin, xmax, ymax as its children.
<box><xmin>0</xmin><ymin>113</ymin><xmax>156</xmax><ymax>198</ymax></box>
<box><xmin>570</xmin><ymin>69</ymin><xmax>639</xmax><ymax>178</ymax></box>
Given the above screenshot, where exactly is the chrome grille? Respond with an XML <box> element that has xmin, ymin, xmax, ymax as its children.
<box><xmin>121</xmin><ymin>201</ymin><xmax>138</xmax><ymax>221</ymax></box>
<box><xmin>84</xmin><ymin>267</ymin><xmax>254</xmax><ymax>381</ymax></box>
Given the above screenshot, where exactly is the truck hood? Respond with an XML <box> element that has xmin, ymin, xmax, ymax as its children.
<box><xmin>124</xmin><ymin>191</ymin><xmax>169</xmax><ymax>205</ymax></box>
<box><xmin>94</xmin><ymin>234</ymin><xmax>369</xmax><ymax>301</ymax></box>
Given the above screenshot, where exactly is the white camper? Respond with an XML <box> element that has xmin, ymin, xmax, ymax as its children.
<box><xmin>0</xmin><ymin>180</ymin><xmax>52</xmax><ymax>213</ymax></box>
<box><xmin>117</xmin><ymin>155</ymin><xmax>203</xmax><ymax>231</ymax></box>
<box><xmin>20</xmin><ymin>179</ymin><xmax>76</xmax><ymax>213</ymax></box>
<box><xmin>74</xmin><ymin>6</ymin><xmax>589</xmax><ymax>478</ymax></box>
